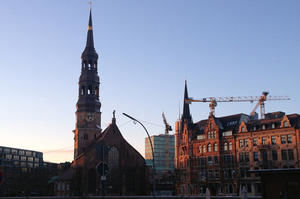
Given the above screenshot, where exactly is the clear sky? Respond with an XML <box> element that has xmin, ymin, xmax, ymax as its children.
<box><xmin>1</xmin><ymin>0</ymin><xmax>299</xmax><ymax>163</ymax></box>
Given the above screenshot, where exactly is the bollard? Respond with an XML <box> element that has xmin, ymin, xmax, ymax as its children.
<box><xmin>242</xmin><ymin>186</ymin><xmax>248</xmax><ymax>199</ymax></box>
<box><xmin>205</xmin><ymin>187</ymin><xmax>210</xmax><ymax>199</ymax></box>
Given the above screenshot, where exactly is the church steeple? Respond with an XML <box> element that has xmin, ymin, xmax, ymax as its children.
<box><xmin>81</xmin><ymin>10</ymin><xmax>97</xmax><ymax>60</ymax></box>
<box><xmin>77</xmin><ymin>9</ymin><xmax>101</xmax><ymax>113</ymax></box>
<box><xmin>74</xmin><ymin>9</ymin><xmax>101</xmax><ymax>159</ymax></box>
<box><xmin>181</xmin><ymin>80</ymin><xmax>192</xmax><ymax>131</ymax></box>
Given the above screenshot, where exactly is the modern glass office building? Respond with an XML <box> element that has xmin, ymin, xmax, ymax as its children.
<box><xmin>145</xmin><ymin>134</ymin><xmax>175</xmax><ymax>172</ymax></box>
<box><xmin>0</xmin><ymin>146</ymin><xmax>43</xmax><ymax>170</ymax></box>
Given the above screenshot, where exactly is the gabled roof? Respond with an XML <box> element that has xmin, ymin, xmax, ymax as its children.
<box><xmin>189</xmin><ymin>111</ymin><xmax>300</xmax><ymax>140</ymax></box>
<box><xmin>246</xmin><ymin>112</ymin><xmax>300</xmax><ymax>131</ymax></box>
<box><xmin>74</xmin><ymin>120</ymin><xmax>144</xmax><ymax>164</ymax></box>
<box><xmin>217</xmin><ymin>113</ymin><xmax>248</xmax><ymax>132</ymax></box>
<box><xmin>192</xmin><ymin>113</ymin><xmax>247</xmax><ymax>135</ymax></box>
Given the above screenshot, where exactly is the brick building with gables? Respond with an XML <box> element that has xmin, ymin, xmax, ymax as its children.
<box><xmin>175</xmin><ymin>81</ymin><xmax>300</xmax><ymax>196</ymax></box>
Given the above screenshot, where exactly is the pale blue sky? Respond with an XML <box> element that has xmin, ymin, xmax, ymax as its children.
<box><xmin>0</xmin><ymin>0</ymin><xmax>299</xmax><ymax>162</ymax></box>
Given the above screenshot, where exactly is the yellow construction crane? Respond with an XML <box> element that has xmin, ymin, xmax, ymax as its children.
<box><xmin>185</xmin><ymin>91</ymin><xmax>290</xmax><ymax>119</ymax></box>
<box><xmin>162</xmin><ymin>112</ymin><xmax>172</xmax><ymax>171</ymax></box>
<box><xmin>162</xmin><ymin>112</ymin><xmax>172</xmax><ymax>135</ymax></box>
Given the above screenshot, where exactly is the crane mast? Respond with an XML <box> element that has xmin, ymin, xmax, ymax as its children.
<box><xmin>162</xmin><ymin>112</ymin><xmax>172</xmax><ymax>171</ymax></box>
<box><xmin>185</xmin><ymin>91</ymin><xmax>290</xmax><ymax>119</ymax></box>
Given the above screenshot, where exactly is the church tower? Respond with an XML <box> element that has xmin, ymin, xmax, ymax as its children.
<box><xmin>74</xmin><ymin>10</ymin><xmax>101</xmax><ymax>159</ymax></box>
<box><xmin>181</xmin><ymin>80</ymin><xmax>192</xmax><ymax>131</ymax></box>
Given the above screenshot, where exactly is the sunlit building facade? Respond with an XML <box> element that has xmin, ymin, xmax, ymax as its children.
<box><xmin>145</xmin><ymin>134</ymin><xmax>175</xmax><ymax>172</ymax></box>
<box><xmin>145</xmin><ymin>134</ymin><xmax>175</xmax><ymax>195</ymax></box>
<box><xmin>175</xmin><ymin>82</ymin><xmax>300</xmax><ymax>196</ymax></box>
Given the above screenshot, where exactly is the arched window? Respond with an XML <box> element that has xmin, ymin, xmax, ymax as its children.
<box><xmin>80</xmin><ymin>86</ymin><xmax>85</xmax><ymax>95</ymax></box>
<box><xmin>88</xmin><ymin>86</ymin><xmax>92</xmax><ymax>95</ymax></box>
<box><xmin>203</xmin><ymin>145</ymin><xmax>206</xmax><ymax>153</ymax></box>
<box><xmin>108</xmin><ymin>146</ymin><xmax>119</xmax><ymax>169</ymax></box>
<box><xmin>198</xmin><ymin>146</ymin><xmax>202</xmax><ymax>153</ymax></box>
<box><xmin>214</xmin><ymin>143</ymin><xmax>218</xmax><ymax>152</ymax></box>
<box><xmin>224</xmin><ymin>142</ymin><xmax>228</xmax><ymax>151</ymax></box>
<box><xmin>208</xmin><ymin>143</ymin><xmax>211</xmax><ymax>152</ymax></box>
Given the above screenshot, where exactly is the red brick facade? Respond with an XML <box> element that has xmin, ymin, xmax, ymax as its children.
<box><xmin>175</xmin><ymin>111</ymin><xmax>300</xmax><ymax>196</ymax></box>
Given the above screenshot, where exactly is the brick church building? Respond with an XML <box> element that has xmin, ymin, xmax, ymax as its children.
<box><xmin>175</xmin><ymin>81</ymin><xmax>300</xmax><ymax>196</ymax></box>
<box><xmin>55</xmin><ymin>10</ymin><xmax>147</xmax><ymax>196</ymax></box>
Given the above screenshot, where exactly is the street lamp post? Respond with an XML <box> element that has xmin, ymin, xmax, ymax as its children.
<box><xmin>122</xmin><ymin>113</ymin><xmax>156</xmax><ymax>196</ymax></box>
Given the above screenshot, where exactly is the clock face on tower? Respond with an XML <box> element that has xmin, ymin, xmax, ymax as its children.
<box><xmin>85</xmin><ymin>113</ymin><xmax>95</xmax><ymax>122</ymax></box>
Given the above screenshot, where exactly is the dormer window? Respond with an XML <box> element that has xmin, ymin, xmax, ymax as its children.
<box><xmin>262</xmin><ymin>125</ymin><xmax>266</xmax><ymax>130</ymax></box>
<box><xmin>272</xmin><ymin>123</ymin><xmax>275</xmax><ymax>129</ymax></box>
<box><xmin>239</xmin><ymin>121</ymin><xmax>247</xmax><ymax>133</ymax></box>
<box><xmin>280</xmin><ymin>116</ymin><xmax>290</xmax><ymax>128</ymax></box>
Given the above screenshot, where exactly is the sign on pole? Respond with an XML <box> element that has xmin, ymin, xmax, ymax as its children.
<box><xmin>97</xmin><ymin>162</ymin><xmax>109</xmax><ymax>177</ymax></box>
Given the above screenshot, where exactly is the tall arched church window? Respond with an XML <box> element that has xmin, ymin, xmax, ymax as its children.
<box><xmin>108</xmin><ymin>146</ymin><xmax>119</xmax><ymax>169</ymax></box>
